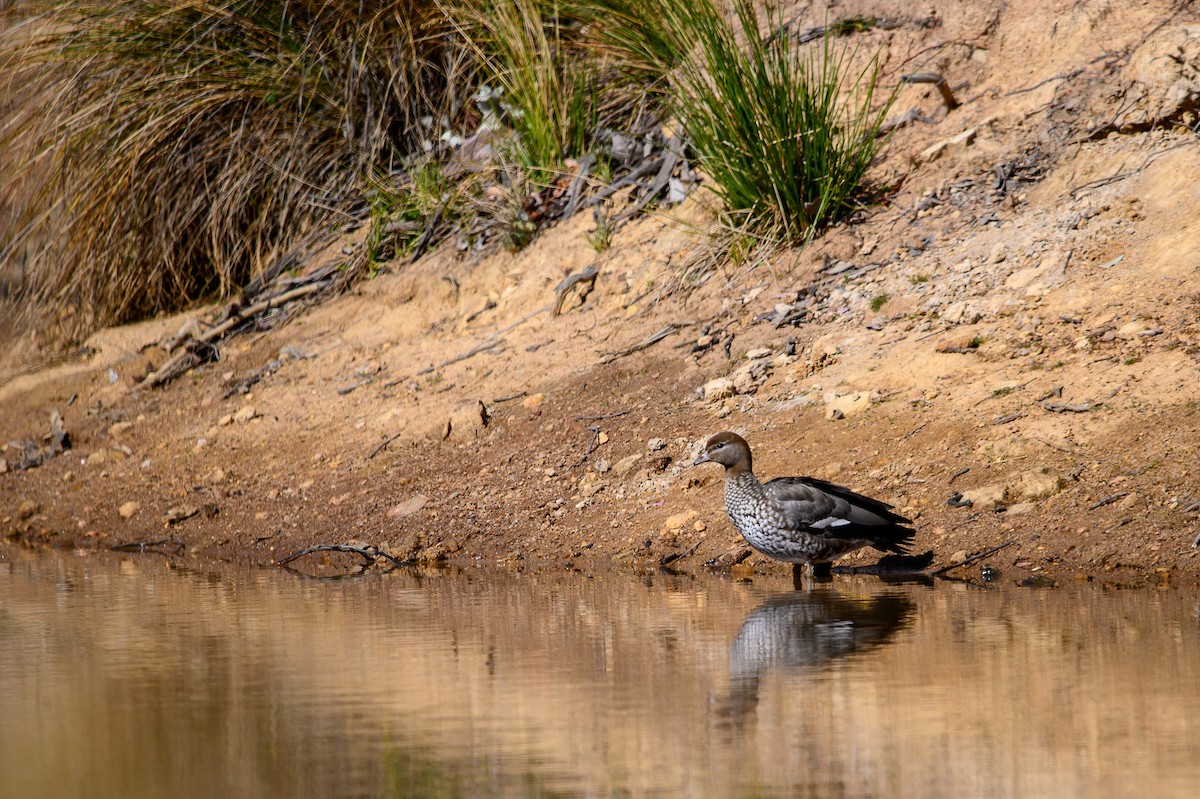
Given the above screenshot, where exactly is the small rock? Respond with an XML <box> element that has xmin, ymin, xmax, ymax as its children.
<box><xmin>612</xmin><ymin>454</ymin><xmax>643</xmax><ymax>476</ymax></box>
<box><xmin>218</xmin><ymin>414</ymin><xmax>234</xmax><ymax>427</ymax></box>
<box><xmin>521</xmin><ymin>392</ymin><xmax>545</xmax><ymax>409</ymax></box>
<box><xmin>693</xmin><ymin>520</ymin><xmax>706</xmax><ymax>532</ymax></box>
<box><xmin>202</xmin><ymin>467</ymin><xmax>226</xmax><ymax>484</ymax></box>
<box><xmin>597</xmin><ymin>431</ymin><xmax>609</xmax><ymax>445</ymax></box>
<box><xmin>647</xmin><ymin>438</ymin><xmax>667</xmax><ymax>451</ymax></box>
<box><xmin>701</xmin><ymin>377</ymin><xmax>737</xmax><ymax>402</ymax></box>
<box><xmin>444</xmin><ymin>399</ymin><xmax>489</xmax><ymax>441</ymax></box>
<box><xmin>108</xmin><ymin>421</ymin><xmax>133</xmax><ymax>438</ymax></box>
<box><xmin>87</xmin><ymin>449</ymin><xmax>109</xmax><ymax>465</ymax></box>
<box><xmin>936</xmin><ymin>334</ymin><xmax>982</xmax><ymax>353</ymax></box>
<box><xmin>1013</xmin><ymin>469</ymin><xmax>1063</xmax><ymax>501</ymax></box>
<box><xmin>650</xmin><ymin>456</ymin><xmax>673</xmax><ymax>473</ymax></box>
<box><xmin>579</xmin><ymin>478</ymin><xmax>605</xmax><ymax>498</ymax></box>
<box><xmin>594</xmin><ymin>458</ymin><xmax>611</xmax><ymax>473</ymax></box>
<box><xmin>664</xmin><ymin>510</ymin><xmax>699</xmax><ymax>531</ymax></box>
<box><xmin>419</xmin><ymin>540</ymin><xmax>460</xmax><ymax>562</ymax></box>
<box><xmin>388</xmin><ymin>494</ymin><xmax>429</xmax><ymax>519</ymax></box>
<box><xmin>824</xmin><ymin>391</ymin><xmax>873</xmax><ymax>420</ymax></box>
<box><xmin>164</xmin><ymin>506</ymin><xmax>199</xmax><ymax>525</ymax></box>
<box><xmin>233</xmin><ymin>405</ymin><xmax>259</xmax><ymax>424</ymax></box>
<box><xmin>942</xmin><ymin>301</ymin><xmax>982</xmax><ymax>325</ymax></box>
<box><xmin>118</xmin><ymin>501</ymin><xmax>140</xmax><ymax>520</ymax></box>
<box><xmin>745</xmin><ymin>347</ymin><xmax>772</xmax><ymax>360</ymax></box>
<box><xmin>1115</xmin><ymin>321</ymin><xmax>1155</xmax><ymax>339</ymax></box>
<box><xmin>17</xmin><ymin>500</ymin><xmax>40</xmax><ymax>520</ymax></box>
<box><xmin>960</xmin><ymin>483</ymin><xmax>1007</xmax><ymax>509</ymax></box>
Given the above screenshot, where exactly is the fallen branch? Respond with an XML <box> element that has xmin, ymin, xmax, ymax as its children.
<box><xmin>368</xmin><ymin>431</ymin><xmax>405</xmax><ymax>459</ymax></box>
<box><xmin>599</xmin><ymin>323</ymin><xmax>686</xmax><ymax>364</ymax></box>
<box><xmin>902</xmin><ymin>72</ymin><xmax>959</xmax><ymax>110</ymax></box>
<box><xmin>576</xmin><ymin>409</ymin><xmax>632</xmax><ymax>421</ymax></box>
<box><xmin>660</xmin><ymin>538</ymin><xmax>705</xmax><ymax>567</ymax></box>
<box><xmin>142</xmin><ymin>280</ymin><xmax>330</xmax><ymax>389</ymax></box>
<box><xmin>416</xmin><ymin>338</ymin><xmax>505</xmax><ymax>376</ymax></box>
<box><xmin>276</xmin><ymin>543</ymin><xmax>407</xmax><ymax>568</ymax></box>
<box><xmin>571</xmin><ymin>425</ymin><xmax>602</xmax><ymax>468</ymax></box>
<box><xmin>932</xmin><ymin>540</ymin><xmax>1016</xmax><ymax>577</ymax></box>
<box><xmin>1088</xmin><ymin>492</ymin><xmax>1130</xmax><ymax>511</ymax></box>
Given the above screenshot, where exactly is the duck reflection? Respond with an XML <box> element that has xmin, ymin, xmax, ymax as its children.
<box><xmin>718</xmin><ymin>588</ymin><xmax>914</xmax><ymax>726</ymax></box>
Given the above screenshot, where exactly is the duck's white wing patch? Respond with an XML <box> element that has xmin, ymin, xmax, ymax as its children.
<box><xmin>810</xmin><ymin>517</ymin><xmax>852</xmax><ymax>529</ymax></box>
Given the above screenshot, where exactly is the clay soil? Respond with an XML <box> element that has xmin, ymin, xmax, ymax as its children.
<box><xmin>4</xmin><ymin>0</ymin><xmax>1200</xmax><ymax>586</ymax></box>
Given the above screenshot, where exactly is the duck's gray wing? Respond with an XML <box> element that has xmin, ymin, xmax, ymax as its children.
<box><xmin>762</xmin><ymin>476</ymin><xmax>914</xmax><ymax>552</ymax></box>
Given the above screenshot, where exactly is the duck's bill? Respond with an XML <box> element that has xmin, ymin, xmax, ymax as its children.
<box><xmin>692</xmin><ymin>453</ymin><xmax>711</xmax><ymax>466</ymax></box>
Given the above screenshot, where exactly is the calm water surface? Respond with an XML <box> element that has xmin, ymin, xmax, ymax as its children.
<box><xmin>2</xmin><ymin>548</ymin><xmax>1199</xmax><ymax>798</ymax></box>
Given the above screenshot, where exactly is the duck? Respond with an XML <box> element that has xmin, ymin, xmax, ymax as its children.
<box><xmin>693</xmin><ymin>431</ymin><xmax>915</xmax><ymax>577</ymax></box>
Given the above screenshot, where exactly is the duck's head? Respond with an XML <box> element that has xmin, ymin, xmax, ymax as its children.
<box><xmin>692</xmin><ymin>431</ymin><xmax>752</xmax><ymax>473</ymax></box>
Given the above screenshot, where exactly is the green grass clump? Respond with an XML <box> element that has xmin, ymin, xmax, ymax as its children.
<box><xmin>448</xmin><ymin>0</ymin><xmax>597</xmax><ymax>175</ymax></box>
<box><xmin>870</xmin><ymin>293</ymin><xmax>889</xmax><ymax>312</ymax></box>
<box><xmin>586</xmin><ymin>0</ymin><xmax>894</xmax><ymax>242</ymax></box>
<box><xmin>2</xmin><ymin>0</ymin><xmax>451</xmax><ymax>339</ymax></box>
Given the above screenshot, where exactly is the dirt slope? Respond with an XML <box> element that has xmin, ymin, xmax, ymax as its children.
<box><xmin>3</xmin><ymin>0</ymin><xmax>1200</xmax><ymax>585</ymax></box>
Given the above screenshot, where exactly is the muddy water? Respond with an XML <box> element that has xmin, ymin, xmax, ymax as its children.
<box><xmin>2</xmin><ymin>550</ymin><xmax>1199</xmax><ymax>799</ymax></box>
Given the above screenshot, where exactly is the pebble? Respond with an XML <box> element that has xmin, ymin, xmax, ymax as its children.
<box><xmin>612</xmin><ymin>454</ymin><xmax>643</xmax><ymax>476</ymax></box>
<box><xmin>521</xmin><ymin>392</ymin><xmax>545</xmax><ymax>409</ymax></box>
<box><xmin>118</xmin><ymin>501</ymin><xmax>140</xmax><ymax>520</ymax></box>
<box><xmin>445</xmin><ymin>399</ymin><xmax>489</xmax><ymax>441</ymax></box>
<box><xmin>701</xmin><ymin>377</ymin><xmax>737</xmax><ymax>402</ymax></box>
<box><xmin>17</xmin><ymin>500</ymin><xmax>40</xmax><ymax>521</ymax></box>
<box><xmin>824</xmin><ymin>391</ymin><xmax>873</xmax><ymax>420</ymax></box>
<box><xmin>663</xmin><ymin>510</ymin><xmax>699</xmax><ymax>531</ymax></box>
<box><xmin>960</xmin><ymin>483</ymin><xmax>1007</xmax><ymax>509</ymax></box>
<box><xmin>647</xmin><ymin>438</ymin><xmax>667</xmax><ymax>451</ymax></box>
<box><xmin>164</xmin><ymin>506</ymin><xmax>199</xmax><ymax>525</ymax></box>
<box><xmin>233</xmin><ymin>405</ymin><xmax>259</xmax><ymax>424</ymax></box>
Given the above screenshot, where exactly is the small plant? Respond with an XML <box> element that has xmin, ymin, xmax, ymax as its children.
<box><xmin>870</xmin><ymin>293</ymin><xmax>890</xmax><ymax>312</ymax></box>
<box><xmin>1124</xmin><ymin>355</ymin><xmax>1142</xmax><ymax>366</ymax></box>
<box><xmin>911</xmin><ymin>274</ymin><xmax>930</xmax><ymax>285</ymax></box>
<box><xmin>588</xmin><ymin>208</ymin><xmax>613</xmax><ymax>253</ymax></box>
<box><xmin>829</xmin><ymin>15</ymin><xmax>878</xmax><ymax>36</ymax></box>
<box><xmin>969</xmin><ymin>335</ymin><xmax>987</xmax><ymax>348</ymax></box>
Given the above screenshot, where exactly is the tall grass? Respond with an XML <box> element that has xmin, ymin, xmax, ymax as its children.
<box><xmin>445</xmin><ymin>0</ymin><xmax>597</xmax><ymax>175</ymax></box>
<box><xmin>1</xmin><ymin>0</ymin><xmax>452</xmax><ymax>339</ymax></box>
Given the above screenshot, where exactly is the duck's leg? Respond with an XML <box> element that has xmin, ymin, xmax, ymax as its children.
<box><xmin>794</xmin><ymin>561</ymin><xmax>833</xmax><ymax>586</ymax></box>
<box><xmin>809</xmin><ymin>561</ymin><xmax>833</xmax><ymax>581</ymax></box>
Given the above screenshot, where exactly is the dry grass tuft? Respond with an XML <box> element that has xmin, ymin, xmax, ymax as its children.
<box><xmin>1</xmin><ymin>0</ymin><xmax>454</xmax><ymax>340</ymax></box>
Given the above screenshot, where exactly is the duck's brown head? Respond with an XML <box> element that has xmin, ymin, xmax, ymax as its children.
<box><xmin>692</xmin><ymin>431</ymin><xmax>753</xmax><ymax>473</ymax></box>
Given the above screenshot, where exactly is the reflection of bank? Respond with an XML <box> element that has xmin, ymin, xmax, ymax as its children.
<box><xmin>717</xmin><ymin>589</ymin><xmax>914</xmax><ymax>726</ymax></box>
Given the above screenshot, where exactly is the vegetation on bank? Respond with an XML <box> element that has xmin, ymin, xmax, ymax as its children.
<box><xmin>0</xmin><ymin>0</ymin><xmax>892</xmax><ymax>341</ymax></box>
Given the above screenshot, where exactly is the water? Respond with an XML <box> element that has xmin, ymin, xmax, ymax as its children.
<box><xmin>2</xmin><ymin>549</ymin><xmax>1199</xmax><ymax>799</ymax></box>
